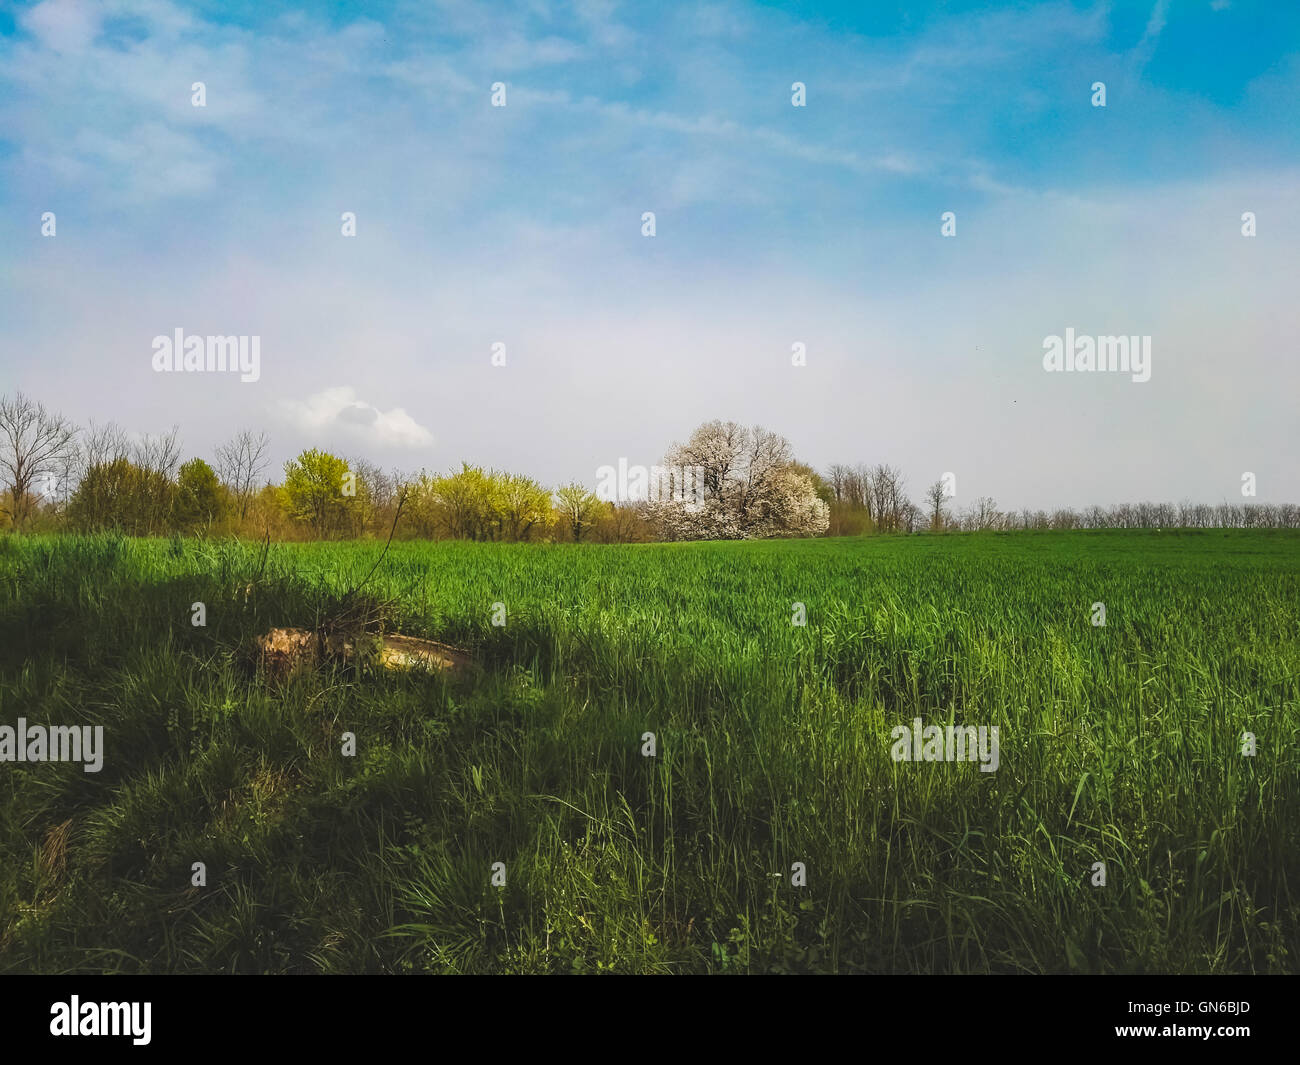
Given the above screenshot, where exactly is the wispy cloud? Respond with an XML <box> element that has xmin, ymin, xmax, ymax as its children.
<box><xmin>1</xmin><ymin>0</ymin><xmax>1297</xmax><ymax>506</ymax></box>
<box><xmin>1130</xmin><ymin>0</ymin><xmax>1171</xmax><ymax>77</ymax></box>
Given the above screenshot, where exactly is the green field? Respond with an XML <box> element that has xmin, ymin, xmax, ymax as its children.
<box><xmin>1</xmin><ymin>530</ymin><xmax>1298</xmax><ymax>973</ymax></box>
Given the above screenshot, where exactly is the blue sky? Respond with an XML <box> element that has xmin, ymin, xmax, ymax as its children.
<box><xmin>1</xmin><ymin>0</ymin><xmax>1296</xmax><ymax>509</ymax></box>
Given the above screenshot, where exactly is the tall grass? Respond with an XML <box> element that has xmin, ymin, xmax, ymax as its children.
<box><xmin>1</xmin><ymin>530</ymin><xmax>1297</xmax><ymax>972</ymax></box>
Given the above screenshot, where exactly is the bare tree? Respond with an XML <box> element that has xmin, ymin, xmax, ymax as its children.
<box><xmin>352</xmin><ymin>456</ymin><xmax>403</xmax><ymax>533</ymax></box>
<box><xmin>901</xmin><ymin>500</ymin><xmax>922</xmax><ymax>533</ymax></box>
<box><xmin>133</xmin><ymin>427</ymin><xmax>181</xmax><ymax>478</ymax></box>
<box><xmin>851</xmin><ymin>463</ymin><xmax>872</xmax><ymax>514</ymax></box>
<box><xmin>64</xmin><ymin>421</ymin><xmax>132</xmax><ymax>531</ymax></box>
<box><xmin>604</xmin><ymin>502</ymin><xmax>645</xmax><ymax>543</ymax></box>
<box><xmin>972</xmin><ymin>496</ymin><xmax>1000</xmax><ymax>531</ymax></box>
<box><xmin>925</xmin><ymin>480</ymin><xmax>946</xmax><ymax>532</ymax></box>
<box><xmin>215</xmin><ymin>429</ymin><xmax>271</xmax><ymax>521</ymax></box>
<box><xmin>868</xmin><ymin>464</ymin><xmax>907</xmax><ymax>532</ymax></box>
<box><xmin>0</xmin><ymin>392</ymin><xmax>78</xmax><ymax>530</ymax></box>
<box><xmin>826</xmin><ymin>464</ymin><xmax>851</xmax><ymax>503</ymax></box>
<box><xmin>48</xmin><ymin>439</ymin><xmax>81</xmax><ymax>516</ymax></box>
<box><xmin>131</xmin><ymin>426</ymin><xmax>182</xmax><ymax>534</ymax></box>
<box><xmin>81</xmin><ymin>420</ymin><xmax>131</xmax><ymax>471</ymax></box>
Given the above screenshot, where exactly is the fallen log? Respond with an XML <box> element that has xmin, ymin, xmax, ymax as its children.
<box><xmin>255</xmin><ymin>627</ymin><xmax>471</xmax><ymax>680</ymax></box>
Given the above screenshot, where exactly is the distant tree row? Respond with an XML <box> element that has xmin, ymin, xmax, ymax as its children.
<box><xmin>822</xmin><ymin>460</ymin><xmax>1300</xmax><ymax>532</ymax></box>
<box><xmin>0</xmin><ymin>391</ymin><xmax>1294</xmax><ymax>541</ymax></box>
<box><xmin>942</xmin><ymin>499</ymin><xmax>1300</xmax><ymax>531</ymax></box>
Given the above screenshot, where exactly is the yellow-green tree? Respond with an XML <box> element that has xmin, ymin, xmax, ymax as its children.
<box><xmin>409</xmin><ymin>464</ymin><xmax>554</xmax><ymax>541</ymax></box>
<box><xmin>281</xmin><ymin>449</ymin><xmax>360</xmax><ymax>539</ymax></box>
<box><xmin>492</xmin><ymin>472</ymin><xmax>554</xmax><ymax>541</ymax></box>
<box><xmin>554</xmin><ymin>482</ymin><xmax>601</xmax><ymax>542</ymax></box>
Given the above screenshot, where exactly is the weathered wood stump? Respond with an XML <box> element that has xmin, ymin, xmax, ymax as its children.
<box><xmin>255</xmin><ymin>627</ymin><xmax>471</xmax><ymax>681</ymax></box>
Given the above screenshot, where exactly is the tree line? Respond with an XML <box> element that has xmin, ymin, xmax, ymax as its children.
<box><xmin>821</xmin><ymin>462</ymin><xmax>1300</xmax><ymax>532</ymax></box>
<box><xmin>0</xmin><ymin>398</ymin><xmax>828</xmax><ymax>542</ymax></box>
<box><xmin>0</xmin><ymin>392</ymin><xmax>1295</xmax><ymax>541</ymax></box>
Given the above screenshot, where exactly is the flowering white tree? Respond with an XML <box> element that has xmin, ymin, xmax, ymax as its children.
<box><xmin>746</xmin><ymin>466</ymin><xmax>830</xmax><ymax>537</ymax></box>
<box><xmin>646</xmin><ymin>420</ymin><xmax>829</xmax><ymax>540</ymax></box>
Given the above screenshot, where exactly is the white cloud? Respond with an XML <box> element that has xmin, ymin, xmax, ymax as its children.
<box><xmin>281</xmin><ymin>387</ymin><xmax>434</xmax><ymax>448</ymax></box>
<box><xmin>21</xmin><ymin>0</ymin><xmax>100</xmax><ymax>54</ymax></box>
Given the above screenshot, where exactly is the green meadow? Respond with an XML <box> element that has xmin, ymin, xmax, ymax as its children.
<box><xmin>1</xmin><ymin>530</ymin><xmax>1297</xmax><ymax>973</ymax></box>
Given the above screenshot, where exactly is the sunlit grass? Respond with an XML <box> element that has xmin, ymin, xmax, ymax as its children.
<box><xmin>0</xmin><ymin>530</ymin><xmax>1297</xmax><ymax>972</ymax></box>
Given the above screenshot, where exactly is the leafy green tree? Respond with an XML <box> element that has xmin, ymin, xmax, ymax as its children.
<box><xmin>66</xmin><ymin>458</ymin><xmax>173</xmax><ymax>535</ymax></box>
<box><xmin>170</xmin><ymin>458</ymin><xmax>226</xmax><ymax>531</ymax></box>
<box><xmin>281</xmin><ymin>449</ymin><xmax>358</xmax><ymax>539</ymax></box>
